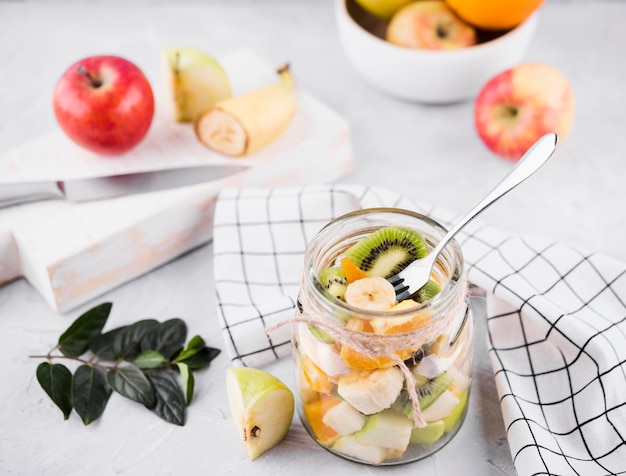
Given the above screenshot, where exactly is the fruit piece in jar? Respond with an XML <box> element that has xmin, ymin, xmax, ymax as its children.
<box><xmin>415</xmin><ymin>279</ymin><xmax>442</xmax><ymax>303</ymax></box>
<box><xmin>354</xmin><ymin>409</ymin><xmax>413</xmax><ymax>452</ymax></box>
<box><xmin>303</xmin><ymin>393</ymin><xmax>341</xmax><ymax>445</ymax></box>
<box><xmin>369</xmin><ymin>299</ymin><xmax>432</xmax><ymax>334</ymax></box>
<box><xmin>332</xmin><ymin>434</ymin><xmax>389</xmax><ymax>465</ymax></box>
<box><xmin>340</xmin><ymin>257</ymin><xmax>367</xmax><ymax>283</ymax></box>
<box><xmin>345</xmin><ymin>276</ymin><xmax>397</xmax><ymax>311</ymax></box>
<box><xmin>337</xmin><ymin>366</ymin><xmax>404</xmax><ymax>415</ymax></box>
<box><xmin>409</xmin><ymin>420</ymin><xmax>445</xmax><ymax>444</ymax></box>
<box><xmin>344</xmin><ymin>226</ymin><xmax>429</xmax><ymax>279</ymax></box>
<box><xmin>322</xmin><ymin>400</ymin><xmax>367</xmax><ymax>436</ymax></box>
<box><xmin>295</xmin><ymin>359</ymin><xmax>318</xmax><ymax>404</ymax></box>
<box><xmin>392</xmin><ymin>371</ymin><xmax>453</xmax><ymax>417</ymax></box>
<box><xmin>443</xmin><ymin>389</ymin><xmax>469</xmax><ymax>432</ymax></box>
<box><xmin>299</xmin><ymin>352</ymin><xmax>335</xmax><ymax>393</ymax></box>
<box><xmin>298</xmin><ymin>323</ymin><xmax>349</xmax><ymax>377</ymax></box>
<box><xmin>421</xmin><ymin>390</ymin><xmax>461</xmax><ymax>422</ymax></box>
<box><xmin>318</xmin><ymin>266</ymin><xmax>348</xmax><ymax>302</ymax></box>
<box><xmin>340</xmin><ymin>343</ymin><xmax>414</xmax><ymax>371</ymax></box>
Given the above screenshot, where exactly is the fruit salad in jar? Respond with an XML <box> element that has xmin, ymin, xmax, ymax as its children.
<box><xmin>293</xmin><ymin>213</ymin><xmax>473</xmax><ymax>466</ymax></box>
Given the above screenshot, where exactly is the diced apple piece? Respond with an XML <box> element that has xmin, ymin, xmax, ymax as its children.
<box><xmin>355</xmin><ymin>409</ymin><xmax>412</xmax><ymax>452</ymax></box>
<box><xmin>322</xmin><ymin>400</ymin><xmax>367</xmax><ymax>436</ymax></box>
<box><xmin>421</xmin><ymin>390</ymin><xmax>460</xmax><ymax>422</ymax></box>
<box><xmin>332</xmin><ymin>435</ymin><xmax>389</xmax><ymax>465</ymax></box>
<box><xmin>298</xmin><ymin>323</ymin><xmax>349</xmax><ymax>377</ymax></box>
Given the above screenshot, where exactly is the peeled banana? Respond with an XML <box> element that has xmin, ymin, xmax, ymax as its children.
<box><xmin>195</xmin><ymin>64</ymin><xmax>297</xmax><ymax>157</ymax></box>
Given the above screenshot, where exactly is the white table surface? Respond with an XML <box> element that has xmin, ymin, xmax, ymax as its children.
<box><xmin>1</xmin><ymin>1</ymin><xmax>624</xmax><ymax>475</ymax></box>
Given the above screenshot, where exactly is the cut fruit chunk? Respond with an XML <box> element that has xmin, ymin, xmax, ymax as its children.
<box><xmin>298</xmin><ymin>323</ymin><xmax>348</xmax><ymax>377</ymax></box>
<box><xmin>161</xmin><ymin>47</ymin><xmax>231</xmax><ymax>122</ymax></box>
<box><xmin>318</xmin><ymin>266</ymin><xmax>348</xmax><ymax>301</ymax></box>
<box><xmin>344</xmin><ymin>226</ymin><xmax>429</xmax><ymax>279</ymax></box>
<box><xmin>337</xmin><ymin>367</ymin><xmax>404</xmax><ymax>415</ymax></box>
<box><xmin>340</xmin><ymin>256</ymin><xmax>367</xmax><ymax>283</ymax></box>
<box><xmin>299</xmin><ymin>352</ymin><xmax>335</xmax><ymax>394</ymax></box>
<box><xmin>414</xmin><ymin>279</ymin><xmax>441</xmax><ymax>303</ymax></box>
<box><xmin>369</xmin><ymin>299</ymin><xmax>432</xmax><ymax>334</ymax></box>
<box><xmin>332</xmin><ymin>435</ymin><xmax>389</xmax><ymax>465</ymax></box>
<box><xmin>392</xmin><ymin>371</ymin><xmax>453</xmax><ymax>418</ymax></box>
<box><xmin>355</xmin><ymin>409</ymin><xmax>412</xmax><ymax>452</ymax></box>
<box><xmin>340</xmin><ymin>344</ymin><xmax>414</xmax><ymax>371</ymax></box>
<box><xmin>345</xmin><ymin>276</ymin><xmax>397</xmax><ymax>311</ymax></box>
<box><xmin>421</xmin><ymin>390</ymin><xmax>460</xmax><ymax>422</ymax></box>
<box><xmin>303</xmin><ymin>394</ymin><xmax>342</xmax><ymax>445</ymax></box>
<box><xmin>443</xmin><ymin>390</ymin><xmax>469</xmax><ymax>432</ymax></box>
<box><xmin>226</xmin><ymin>367</ymin><xmax>294</xmax><ymax>460</ymax></box>
<box><xmin>410</xmin><ymin>420</ymin><xmax>445</xmax><ymax>444</ymax></box>
<box><xmin>322</xmin><ymin>400</ymin><xmax>367</xmax><ymax>436</ymax></box>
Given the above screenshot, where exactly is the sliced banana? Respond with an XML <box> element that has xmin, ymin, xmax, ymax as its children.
<box><xmin>344</xmin><ymin>276</ymin><xmax>397</xmax><ymax>311</ymax></box>
<box><xmin>337</xmin><ymin>367</ymin><xmax>404</xmax><ymax>415</ymax></box>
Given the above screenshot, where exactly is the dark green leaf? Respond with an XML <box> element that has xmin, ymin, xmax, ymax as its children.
<box><xmin>148</xmin><ymin>370</ymin><xmax>186</xmax><ymax>426</ymax></box>
<box><xmin>113</xmin><ymin>319</ymin><xmax>159</xmax><ymax>361</ymax></box>
<box><xmin>174</xmin><ymin>335</ymin><xmax>206</xmax><ymax>362</ymax></box>
<box><xmin>72</xmin><ymin>365</ymin><xmax>112</xmax><ymax>425</ymax></box>
<box><xmin>58</xmin><ymin>303</ymin><xmax>112</xmax><ymax>357</ymax></box>
<box><xmin>178</xmin><ymin>346</ymin><xmax>221</xmax><ymax>370</ymax></box>
<box><xmin>107</xmin><ymin>364</ymin><xmax>156</xmax><ymax>409</ymax></box>
<box><xmin>177</xmin><ymin>362</ymin><xmax>194</xmax><ymax>405</ymax></box>
<box><xmin>134</xmin><ymin>350</ymin><xmax>166</xmax><ymax>369</ymax></box>
<box><xmin>90</xmin><ymin>326</ymin><xmax>127</xmax><ymax>361</ymax></box>
<box><xmin>141</xmin><ymin>319</ymin><xmax>187</xmax><ymax>359</ymax></box>
<box><xmin>36</xmin><ymin>362</ymin><xmax>73</xmax><ymax>420</ymax></box>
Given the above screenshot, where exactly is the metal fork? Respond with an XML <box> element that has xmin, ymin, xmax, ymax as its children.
<box><xmin>389</xmin><ymin>132</ymin><xmax>558</xmax><ymax>301</ymax></box>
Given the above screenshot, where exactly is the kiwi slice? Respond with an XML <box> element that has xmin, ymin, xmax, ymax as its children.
<box><xmin>344</xmin><ymin>226</ymin><xmax>429</xmax><ymax>279</ymax></box>
<box><xmin>318</xmin><ymin>266</ymin><xmax>348</xmax><ymax>301</ymax></box>
<box><xmin>414</xmin><ymin>279</ymin><xmax>441</xmax><ymax>303</ymax></box>
<box><xmin>392</xmin><ymin>372</ymin><xmax>453</xmax><ymax>418</ymax></box>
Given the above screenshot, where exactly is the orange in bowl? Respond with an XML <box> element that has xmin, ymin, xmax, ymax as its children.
<box><xmin>445</xmin><ymin>0</ymin><xmax>544</xmax><ymax>31</ymax></box>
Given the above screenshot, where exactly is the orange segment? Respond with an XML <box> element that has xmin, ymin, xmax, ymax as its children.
<box><xmin>340</xmin><ymin>257</ymin><xmax>367</xmax><ymax>284</ymax></box>
<box><xmin>369</xmin><ymin>300</ymin><xmax>433</xmax><ymax>334</ymax></box>
<box><xmin>303</xmin><ymin>394</ymin><xmax>341</xmax><ymax>445</ymax></box>
<box><xmin>299</xmin><ymin>353</ymin><xmax>334</xmax><ymax>394</ymax></box>
<box><xmin>340</xmin><ymin>344</ymin><xmax>414</xmax><ymax>370</ymax></box>
<box><xmin>344</xmin><ymin>317</ymin><xmax>374</xmax><ymax>333</ymax></box>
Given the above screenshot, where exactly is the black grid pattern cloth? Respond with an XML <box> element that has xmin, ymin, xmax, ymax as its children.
<box><xmin>213</xmin><ymin>185</ymin><xmax>626</xmax><ymax>475</ymax></box>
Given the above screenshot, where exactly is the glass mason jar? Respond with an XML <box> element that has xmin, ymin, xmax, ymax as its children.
<box><xmin>292</xmin><ymin>208</ymin><xmax>473</xmax><ymax>466</ymax></box>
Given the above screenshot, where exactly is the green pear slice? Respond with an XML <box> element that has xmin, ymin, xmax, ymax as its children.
<box><xmin>410</xmin><ymin>420</ymin><xmax>445</xmax><ymax>444</ymax></box>
<box><xmin>162</xmin><ymin>47</ymin><xmax>231</xmax><ymax>122</ymax></box>
<box><xmin>226</xmin><ymin>367</ymin><xmax>294</xmax><ymax>461</ymax></box>
<box><xmin>354</xmin><ymin>409</ymin><xmax>412</xmax><ymax>451</ymax></box>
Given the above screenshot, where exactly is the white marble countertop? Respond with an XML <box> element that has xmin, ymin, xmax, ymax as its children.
<box><xmin>1</xmin><ymin>1</ymin><xmax>625</xmax><ymax>475</ymax></box>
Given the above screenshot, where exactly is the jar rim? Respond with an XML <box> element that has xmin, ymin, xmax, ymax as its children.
<box><xmin>303</xmin><ymin>207</ymin><xmax>466</xmax><ymax>322</ymax></box>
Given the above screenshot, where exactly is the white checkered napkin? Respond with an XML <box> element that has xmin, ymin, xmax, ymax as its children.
<box><xmin>212</xmin><ymin>185</ymin><xmax>626</xmax><ymax>475</ymax></box>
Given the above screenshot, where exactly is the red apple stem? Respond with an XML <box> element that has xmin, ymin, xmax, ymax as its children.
<box><xmin>77</xmin><ymin>65</ymin><xmax>102</xmax><ymax>88</ymax></box>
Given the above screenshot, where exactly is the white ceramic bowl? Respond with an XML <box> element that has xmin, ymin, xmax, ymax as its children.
<box><xmin>335</xmin><ymin>0</ymin><xmax>539</xmax><ymax>104</ymax></box>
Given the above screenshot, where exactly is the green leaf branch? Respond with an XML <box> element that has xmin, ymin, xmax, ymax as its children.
<box><xmin>31</xmin><ymin>302</ymin><xmax>220</xmax><ymax>426</ymax></box>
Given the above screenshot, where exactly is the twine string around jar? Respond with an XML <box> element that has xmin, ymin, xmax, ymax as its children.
<box><xmin>267</xmin><ymin>271</ymin><xmax>469</xmax><ymax>429</ymax></box>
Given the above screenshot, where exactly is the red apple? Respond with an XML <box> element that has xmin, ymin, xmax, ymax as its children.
<box><xmin>474</xmin><ymin>63</ymin><xmax>574</xmax><ymax>161</ymax></box>
<box><xmin>386</xmin><ymin>1</ymin><xmax>476</xmax><ymax>50</ymax></box>
<box><xmin>53</xmin><ymin>55</ymin><xmax>155</xmax><ymax>156</ymax></box>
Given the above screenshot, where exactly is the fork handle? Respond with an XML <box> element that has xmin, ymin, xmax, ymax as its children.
<box><xmin>432</xmin><ymin>133</ymin><xmax>558</xmax><ymax>256</ymax></box>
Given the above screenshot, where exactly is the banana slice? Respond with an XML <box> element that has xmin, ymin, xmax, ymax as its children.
<box><xmin>337</xmin><ymin>367</ymin><xmax>404</xmax><ymax>415</ymax></box>
<box><xmin>344</xmin><ymin>277</ymin><xmax>397</xmax><ymax>311</ymax></box>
